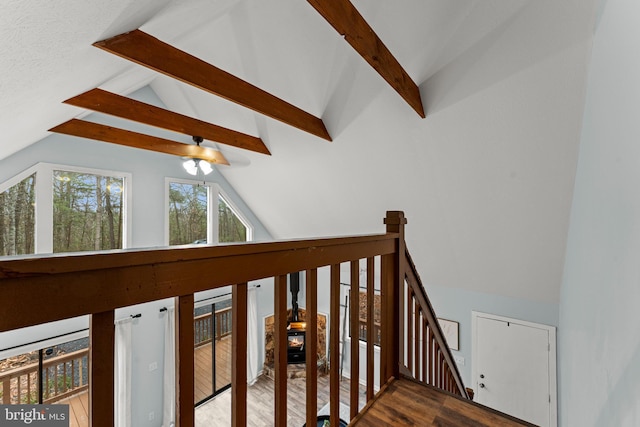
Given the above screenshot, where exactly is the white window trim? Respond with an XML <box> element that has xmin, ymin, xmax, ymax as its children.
<box><xmin>217</xmin><ymin>187</ymin><xmax>254</xmax><ymax>242</ymax></box>
<box><xmin>1</xmin><ymin>162</ymin><xmax>132</xmax><ymax>254</ymax></box>
<box><xmin>165</xmin><ymin>178</ymin><xmax>253</xmax><ymax>246</ymax></box>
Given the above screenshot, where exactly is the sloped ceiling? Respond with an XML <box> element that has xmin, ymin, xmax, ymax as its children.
<box><xmin>0</xmin><ymin>0</ymin><xmax>598</xmax><ymax>303</ymax></box>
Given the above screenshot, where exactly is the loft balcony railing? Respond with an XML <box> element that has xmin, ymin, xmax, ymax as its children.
<box><xmin>0</xmin><ymin>211</ymin><xmax>468</xmax><ymax>427</ymax></box>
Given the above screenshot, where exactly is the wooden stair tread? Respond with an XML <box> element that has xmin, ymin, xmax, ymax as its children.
<box><xmin>351</xmin><ymin>377</ymin><xmax>535</xmax><ymax>427</ymax></box>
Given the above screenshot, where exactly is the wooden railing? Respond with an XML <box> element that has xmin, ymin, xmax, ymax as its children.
<box><xmin>0</xmin><ymin>211</ymin><xmax>468</xmax><ymax>426</ymax></box>
<box><xmin>193</xmin><ymin>307</ymin><xmax>232</xmax><ymax>347</ymax></box>
<box><xmin>0</xmin><ymin>349</ymin><xmax>89</xmax><ymax>404</ymax></box>
<box><xmin>402</xmin><ymin>247</ymin><xmax>468</xmax><ymax>397</ymax></box>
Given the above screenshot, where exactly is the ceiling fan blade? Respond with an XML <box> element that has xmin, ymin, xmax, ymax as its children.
<box><xmin>94</xmin><ymin>30</ymin><xmax>332</xmax><ymax>141</ymax></box>
<box><xmin>64</xmin><ymin>88</ymin><xmax>270</xmax><ymax>155</ymax></box>
<box><xmin>49</xmin><ymin>119</ymin><xmax>230</xmax><ymax>165</ymax></box>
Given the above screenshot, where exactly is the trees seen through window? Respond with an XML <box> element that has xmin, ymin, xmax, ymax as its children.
<box><xmin>53</xmin><ymin>171</ymin><xmax>124</xmax><ymax>252</ymax></box>
<box><xmin>0</xmin><ymin>174</ymin><xmax>35</xmax><ymax>256</ymax></box>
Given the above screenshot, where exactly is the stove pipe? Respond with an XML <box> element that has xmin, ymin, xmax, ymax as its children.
<box><xmin>290</xmin><ymin>272</ymin><xmax>300</xmax><ymax>322</ymax></box>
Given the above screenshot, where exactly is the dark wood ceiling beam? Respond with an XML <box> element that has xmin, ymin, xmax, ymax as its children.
<box><xmin>307</xmin><ymin>0</ymin><xmax>425</xmax><ymax>118</ymax></box>
<box><xmin>49</xmin><ymin>119</ymin><xmax>230</xmax><ymax>165</ymax></box>
<box><xmin>93</xmin><ymin>30</ymin><xmax>332</xmax><ymax>141</ymax></box>
<box><xmin>64</xmin><ymin>88</ymin><xmax>270</xmax><ymax>155</ymax></box>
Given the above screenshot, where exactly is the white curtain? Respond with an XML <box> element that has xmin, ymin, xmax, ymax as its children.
<box><xmin>162</xmin><ymin>308</ymin><xmax>176</xmax><ymax>427</ymax></box>
<box><xmin>247</xmin><ymin>287</ymin><xmax>259</xmax><ymax>385</ymax></box>
<box><xmin>114</xmin><ymin>318</ymin><xmax>132</xmax><ymax>427</ymax></box>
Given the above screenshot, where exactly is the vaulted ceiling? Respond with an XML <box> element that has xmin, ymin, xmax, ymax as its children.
<box><xmin>0</xmin><ymin>0</ymin><xmax>598</xmax><ymax>303</ymax></box>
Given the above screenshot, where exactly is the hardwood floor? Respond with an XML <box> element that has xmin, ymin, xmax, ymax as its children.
<box><xmin>196</xmin><ymin>371</ymin><xmax>367</xmax><ymax>426</ymax></box>
<box><xmin>351</xmin><ymin>376</ymin><xmax>535</xmax><ymax>427</ymax></box>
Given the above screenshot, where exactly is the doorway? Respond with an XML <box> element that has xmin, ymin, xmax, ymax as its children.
<box><xmin>472</xmin><ymin>312</ymin><xmax>557</xmax><ymax>427</ymax></box>
<box><xmin>194</xmin><ymin>299</ymin><xmax>233</xmax><ymax>406</ymax></box>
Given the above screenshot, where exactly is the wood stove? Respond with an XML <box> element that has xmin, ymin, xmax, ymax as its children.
<box><xmin>287</xmin><ymin>329</ymin><xmax>306</xmax><ymax>364</ymax></box>
<box><xmin>288</xmin><ymin>272</ymin><xmax>306</xmax><ymax>364</ymax></box>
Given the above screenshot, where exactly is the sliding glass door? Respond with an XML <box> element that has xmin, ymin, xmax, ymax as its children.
<box><xmin>194</xmin><ymin>299</ymin><xmax>233</xmax><ymax>406</ymax></box>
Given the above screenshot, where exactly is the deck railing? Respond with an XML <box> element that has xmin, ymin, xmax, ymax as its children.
<box><xmin>0</xmin><ymin>349</ymin><xmax>89</xmax><ymax>404</ymax></box>
<box><xmin>0</xmin><ymin>211</ymin><xmax>468</xmax><ymax>426</ymax></box>
<box><xmin>194</xmin><ymin>307</ymin><xmax>232</xmax><ymax>347</ymax></box>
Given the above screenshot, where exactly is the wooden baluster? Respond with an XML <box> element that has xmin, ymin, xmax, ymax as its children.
<box><xmin>330</xmin><ymin>264</ymin><xmax>340</xmax><ymax>427</ymax></box>
<box><xmin>45</xmin><ymin>367</ymin><xmax>49</xmax><ymax>400</ymax></box>
<box><xmin>407</xmin><ymin>287</ymin><xmax>413</xmax><ymax>375</ymax></box>
<box><xmin>306</xmin><ymin>269</ymin><xmax>318</xmax><ymax>427</ymax></box>
<box><xmin>71</xmin><ymin>360</ymin><xmax>76</xmax><ymax>392</ymax></box>
<box><xmin>439</xmin><ymin>351</ymin><xmax>444</xmax><ymax>390</ymax></box>
<box><xmin>414</xmin><ymin>302</ymin><xmax>420</xmax><ymax>380</ymax></box>
<box><xmin>3</xmin><ymin>377</ymin><xmax>10</xmax><ymax>404</ymax></box>
<box><xmin>90</xmin><ymin>310</ymin><xmax>115</xmax><ymax>427</ymax></box>
<box><xmin>444</xmin><ymin>362</ymin><xmax>448</xmax><ymax>391</ymax></box>
<box><xmin>231</xmin><ymin>283</ymin><xmax>248</xmax><ymax>427</ymax></box>
<box><xmin>350</xmin><ymin>260</ymin><xmax>360</xmax><ymax>420</ymax></box>
<box><xmin>176</xmin><ymin>295</ymin><xmax>195</xmax><ymax>427</ymax></box>
<box><xmin>27</xmin><ymin>372</ymin><xmax>31</xmax><ymax>403</ymax></box>
<box><xmin>274</xmin><ymin>275</ymin><xmax>288</xmax><ymax>427</ymax></box>
<box><xmin>422</xmin><ymin>322</ymin><xmax>428</xmax><ymax>383</ymax></box>
<box><xmin>63</xmin><ymin>362</ymin><xmax>67</xmax><ymax>393</ymax></box>
<box><xmin>428</xmin><ymin>327</ymin><xmax>434</xmax><ymax>385</ymax></box>
<box><xmin>366</xmin><ymin>257</ymin><xmax>375</xmax><ymax>401</ymax></box>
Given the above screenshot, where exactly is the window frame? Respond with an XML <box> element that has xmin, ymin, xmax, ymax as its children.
<box><xmin>164</xmin><ymin>178</ymin><xmax>253</xmax><ymax>246</ymax></box>
<box><xmin>217</xmin><ymin>187</ymin><xmax>253</xmax><ymax>243</ymax></box>
<box><xmin>0</xmin><ymin>162</ymin><xmax>132</xmax><ymax>254</ymax></box>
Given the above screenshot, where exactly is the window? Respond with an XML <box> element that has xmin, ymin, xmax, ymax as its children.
<box><xmin>166</xmin><ymin>180</ymin><xmax>252</xmax><ymax>245</ymax></box>
<box><xmin>53</xmin><ymin>170</ymin><xmax>124</xmax><ymax>252</ymax></box>
<box><xmin>356</xmin><ymin>291</ymin><xmax>381</xmax><ymax>346</ymax></box>
<box><xmin>218</xmin><ymin>194</ymin><xmax>248</xmax><ymax>243</ymax></box>
<box><xmin>0</xmin><ymin>173</ymin><xmax>35</xmax><ymax>256</ymax></box>
<box><xmin>0</xmin><ymin>163</ymin><xmax>130</xmax><ymax>256</ymax></box>
<box><xmin>168</xmin><ymin>182</ymin><xmax>208</xmax><ymax>245</ymax></box>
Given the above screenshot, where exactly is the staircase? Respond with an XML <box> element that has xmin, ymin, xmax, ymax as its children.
<box><xmin>0</xmin><ymin>211</ymin><xmax>532</xmax><ymax>426</ymax></box>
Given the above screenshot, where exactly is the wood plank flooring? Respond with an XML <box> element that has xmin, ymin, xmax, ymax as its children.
<box><xmin>58</xmin><ymin>391</ymin><xmax>88</xmax><ymax>427</ymax></box>
<box><xmin>351</xmin><ymin>376</ymin><xmax>536</xmax><ymax>427</ymax></box>
<box><xmin>196</xmin><ymin>371</ymin><xmax>367</xmax><ymax>426</ymax></box>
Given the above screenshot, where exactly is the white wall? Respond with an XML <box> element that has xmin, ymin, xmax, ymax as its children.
<box><xmin>559</xmin><ymin>0</ymin><xmax>640</xmax><ymax>425</ymax></box>
<box><xmin>0</xmin><ymin>86</ymin><xmax>273</xmax><ymax>427</ymax></box>
<box><xmin>426</xmin><ymin>284</ymin><xmax>559</xmax><ymax>386</ymax></box>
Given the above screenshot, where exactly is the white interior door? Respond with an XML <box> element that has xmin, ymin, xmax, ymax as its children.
<box><xmin>472</xmin><ymin>312</ymin><xmax>556</xmax><ymax>427</ymax></box>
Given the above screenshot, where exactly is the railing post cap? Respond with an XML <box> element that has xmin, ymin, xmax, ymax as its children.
<box><xmin>384</xmin><ymin>211</ymin><xmax>407</xmax><ymax>225</ymax></box>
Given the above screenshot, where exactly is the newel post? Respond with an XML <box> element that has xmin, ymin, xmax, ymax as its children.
<box><xmin>381</xmin><ymin>211</ymin><xmax>407</xmax><ymax>382</ymax></box>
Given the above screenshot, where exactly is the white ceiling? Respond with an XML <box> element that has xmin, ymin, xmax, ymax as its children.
<box><xmin>0</xmin><ymin>0</ymin><xmax>598</xmax><ymax>303</ymax></box>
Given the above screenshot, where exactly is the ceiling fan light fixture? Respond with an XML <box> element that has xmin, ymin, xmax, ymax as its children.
<box><xmin>199</xmin><ymin>160</ymin><xmax>213</xmax><ymax>175</ymax></box>
<box><xmin>183</xmin><ymin>158</ymin><xmax>213</xmax><ymax>176</ymax></box>
<box><xmin>183</xmin><ymin>159</ymin><xmax>198</xmax><ymax>175</ymax></box>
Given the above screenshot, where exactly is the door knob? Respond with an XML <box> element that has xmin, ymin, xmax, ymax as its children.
<box><xmin>479</xmin><ymin>383</ymin><xmax>485</xmax><ymax>388</ymax></box>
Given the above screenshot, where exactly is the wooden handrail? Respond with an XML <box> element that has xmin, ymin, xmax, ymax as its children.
<box><xmin>0</xmin><ymin>233</ymin><xmax>396</xmax><ymax>333</ymax></box>
<box><xmin>0</xmin><ymin>211</ymin><xmax>469</xmax><ymax>427</ymax></box>
<box><xmin>403</xmin><ymin>246</ymin><xmax>469</xmax><ymax>398</ymax></box>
